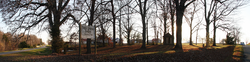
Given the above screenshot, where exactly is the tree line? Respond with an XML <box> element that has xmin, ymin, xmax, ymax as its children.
<box><xmin>0</xmin><ymin>30</ymin><xmax>43</xmax><ymax>51</ymax></box>
<box><xmin>0</xmin><ymin>0</ymin><xmax>246</xmax><ymax>53</ymax></box>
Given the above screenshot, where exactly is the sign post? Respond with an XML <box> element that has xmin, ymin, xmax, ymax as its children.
<box><xmin>80</xmin><ymin>24</ymin><xmax>95</xmax><ymax>54</ymax></box>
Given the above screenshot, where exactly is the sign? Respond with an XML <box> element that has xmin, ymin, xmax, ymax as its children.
<box><xmin>81</xmin><ymin>25</ymin><xmax>95</xmax><ymax>39</ymax></box>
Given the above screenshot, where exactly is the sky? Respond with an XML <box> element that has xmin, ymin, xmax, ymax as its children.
<box><xmin>0</xmin><ymin>2</ymin><xmax>249</xmax><ymax>44</ymax></box>
<box><xmin>235</xmin><ymin>3</ymin><xmax>250</xmax><ymax>43</ymax></box>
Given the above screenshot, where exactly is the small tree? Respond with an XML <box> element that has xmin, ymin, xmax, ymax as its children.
<box><xmin>19</xmin><ymin>41</ymin><xmax>30</xmax><ymax>48</ymax></box>
<box><xmin>225</xmin><ymin>33</ymin><xmax>235</xmax><ymax>44</ymax></box>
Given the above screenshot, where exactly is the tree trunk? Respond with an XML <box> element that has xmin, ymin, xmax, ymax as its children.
<box><xmin>190</xmin><ymin>26</ymin><xmax>193</xmax><ymax>45</ymax></box>
<box><xmin>100</xmin><ymin>16</ymin><xmax>105</xmax><ymax>47</ymax></box>
<box><xmin>119</xmin><ymin>14</ymin><xmax>122</xmax><ymax>46</ymax></box>
<box><xmin>163</xmin><ymin>12</ymin><xmax>167</xmax><ymax>45</ymax></box>
<box><xmin>213</xmin><ymin>20</ymin><xmax>216</xmax><ymax>46</ymax></box>
<box><xmin>170</xmin><ymin>0</ymin><xmax>174</xmax><ymax>45</ymax></box>
<box><xmin>86</xmin><ymin>0</ymin><xmax>96</xmax><ymax>54</ymax></box>
<box><xmin>196</xmin><ymin>27</ymin><xmax>199</xmax><ymax>45</ymax></box>
<box><xmin>206</xmin><ymin>21</ymin><xmax>210</xmax><ymax>47</ymax></box>
<box><xmin>127</xmin><ymin>31</ymin><xmax>130</xmax><ymax>45</ymax></box>
<box><xmin>119</xmin><ymin>2</ymin><xmax>122</xmax><ymax>45</ymax></box>
<box><xmin>139</xmin><ymin>0</ymin><xmax>147</xmax><ymax>49</ymax></box>
<box><xmin>50</xmin><ymin>25</ymin><xmax>64</xmax><ymax>53</ymax></box>
<box><xmin>111</xmin><ymin>0</ymin><xmax>116</xmax><ymax>48</ymax></box>
<box><xmin>127</xmin><ymin>6</ymin><xmax>131</xmax><ymax>45</ymax></box>
<box><xmin>141</xmin><ymin>14</ymin><xmax>146</xmax><ymax>49</ymax></box>
<box><xmin>147</xmin><ymin>22</ymin><xmax>149</xmax><ymax>45</ymax></box>
<box><xmin>102</xmin><ymin>32</ymin><xmax>105</xmax><ymax>47</ymax></box>
<box><xmin>174</xmin><ymin>9</ymin><xmax>183</xmax><ymax>49</ymax></box>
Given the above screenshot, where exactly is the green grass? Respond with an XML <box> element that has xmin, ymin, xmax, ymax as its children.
<box><xmin>0</xmin><ymin>45</ymin><xmax>48</xmax><ymax>53</ymax></box>
<box><xmin>0</xmin><ymin>47</ymin><xmax>52</xmax><ymax>57</ymax></box>
<box><xmin>18</xmin><ymin>48</ymin><xmax>52</xmax><ymax>56</ymax></box>
<box><xmin>0</xmin><ymin>48</ymin><xmax>31</xmax><ymax>53</ymax></box>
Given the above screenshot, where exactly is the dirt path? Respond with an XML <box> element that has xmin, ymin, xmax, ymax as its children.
<box><xmin>0</xmin><ymin>46</ymin><xmax>47</xmax><ymax>55</ymax></box>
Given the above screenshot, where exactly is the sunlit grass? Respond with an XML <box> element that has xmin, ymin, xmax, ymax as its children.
<box><xmin>0</xmin><ymin>47</ymin><xmax>51</xmax><ymax>57</ymax></box>
<box><xmin>232</xmin><ymin>45</ymin><xmax>243</xmax><ymax>61</ymax></box>
<box><xmin>99</xmin><ymin>44</ymin><xmax>230</xmax><ymax>58</ymax></box>
<box><xmin>0</xmin><ymin>45</ymin><xmax>47</xmax><ymax>53</ymax></box>
<box><xmin>0</xmin><ymin>48</ymin><xmax>31</xmax><ymax>53</ymax></box>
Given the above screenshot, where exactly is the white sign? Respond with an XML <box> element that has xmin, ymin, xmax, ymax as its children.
<box><xmin>81</xmin><ymin>25</ymin><xmax>95</xmax><ymax>39</ymax></box>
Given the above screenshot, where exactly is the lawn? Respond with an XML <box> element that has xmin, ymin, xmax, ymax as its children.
<box><xmin>0</xmin><ymin>44</ymin><xmax>244</xmax><ymax>62</ymax></box>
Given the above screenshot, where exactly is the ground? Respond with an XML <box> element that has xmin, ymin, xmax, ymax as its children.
<box><xmin>0</xmin><ymin>44</ymin><xmax>244</xmax><ymax>62</ymax></box>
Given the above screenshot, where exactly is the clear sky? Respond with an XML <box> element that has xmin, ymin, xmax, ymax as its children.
<box><xmin>0</xmin><ymin>2</ymin><xmax>249</xmax><ymax>44</ymax></box>
<box><xmin>235</xmin><ymin>3</ymin><xmax>250</xmax><ymax>43</ymax></box>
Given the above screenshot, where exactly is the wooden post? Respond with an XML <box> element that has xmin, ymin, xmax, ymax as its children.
<box><xmin>79</xmin><ymin>23</ymin><xmax>81</xmax><ymax>55</ymax></box>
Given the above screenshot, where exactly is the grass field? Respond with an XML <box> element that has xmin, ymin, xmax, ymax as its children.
<box><xmin>0</xmin><ymin>46</ymin><xmax>51</xmax><ymax>57</ymax></box>
<box><xmin>0</xmin><ymin>44</ymin><xmax>244</xmax><ymax>62</ymax></box>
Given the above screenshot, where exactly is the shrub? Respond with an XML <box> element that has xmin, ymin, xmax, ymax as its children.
<box><xmin>33</xmin><ymin>45</ymin><xmax>37</xmax><ymax>48</ymax></box>
<box><xmin>19</xmin><ymin>41</ymin><xmax>31</xmax><ymax>48</ymax></box>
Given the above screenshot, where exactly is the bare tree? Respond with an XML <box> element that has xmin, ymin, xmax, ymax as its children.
<box><xmin>155</xmin><ymin>0</ymin><xmax>169</xmax><ymax>44</ymax></box>
<box><xmin>169</xmin><ymin>0</ymin><xmax>175</xmax><ymax>45</ymax></box>
<box><xmin>212</xmin><ymin>0</ymin><xmax>245</xmax><ymax>46</ymax></box>
<box><xmin>109</xmin><ymin>0</ymin><xmax>131</xmax><ymax>48</ymax></box>
<box><xmin>201</xmin><ymin>0</ymin><xmax>245</xmax><ymax>46</ymax></box>
<box><xmin>201</xmin><ymin>0</ymin><xmax>217</xmax><ymax>47</ymax></box>
<box><xmin>122</xmin><ymin>3</ymin><xmax>134</xmax><ymax>45</ymax></box>
<box><xmin>0</xmin><ymin>0</ymin><xmax>84</xmax><ymax>53</ymax></box>
<box><xmin>97</xmin><ymin>14</ymin><xmax>112</xmax><ymax>47</ymax></box>
<box><xmin>184</xmin><ymin>2</ymin><xmax>201</xmax><ymax>45</ymax></box>
<box><xmin>136</xmin><ymin>0</ymin><xmax>148</xmax><ymax>49</ymax></box>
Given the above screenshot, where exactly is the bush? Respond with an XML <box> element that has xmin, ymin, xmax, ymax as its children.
<box><xmin>19</xmin><ymin>41</ymin><xmax>31</xmax><ymax>48</ymax></box>
<box><xmin>225</xmin><ymin>34</ymin><xmax>235</xmax><ymax>45</ymax></box>
<box><xmin>33</xmin><ymin>45</ymin><xmax>37</xmax><ymax>48</ymax></box>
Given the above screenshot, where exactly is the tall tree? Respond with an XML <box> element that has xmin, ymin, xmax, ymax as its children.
<box><xmin>201</xmin><ymin>0</ymin><xmax>244</xmax><ymax>46</ymax></box>
<box><xmin>136</xmin><ymin>0</ymin><xmax>148</xmax><ymax>49</ymax></box>
<box><xmin>109</xmin><ymin>0</ymin><xmax>131</xmax><ymax>48</ymax></box>
<box><xmin>173</xmin><ymin>0</ymin><xmax>195</xmax><ymax>49</ymax></box>
<box><xmin>169</xmin><ymin>0</ymin><xmax>175</xmax><ymax>45</ymax></box>
<box><xmin>201</xmin><ymin>0</ymin><xmax>218</xmax><ymax>47</ymax></box>
<box><xmin>110</xmin><ymin>0</ymin><xmax>116</xmax><ymax>48</ymax></box>
<box><xmin>97</xmin><ymin>14</ymin><xmax>111</xmax><ymax>47</ymax></box>
<box><xmin>155</xmin><ymin>0</ymin><xmax>170</xmax><ymax>45</ymax></box>
<box><xmin>155</xmin><ymin>0</ymin><xmax>168</xmax><ymax>43</ymax></box>
<box><xmin>212</xmin><ymin>0</ymin><xmax>244</xmax><ymax>46</ymax></box>
<box><xmin>122</xmin><ymin>3</ymin><xmax>134</xmax><ymax>45</ymax></box>
<box><xmin>184</xmin><ymin>2</ymin><xmax>201</xmax><ymax>45</ymax></box>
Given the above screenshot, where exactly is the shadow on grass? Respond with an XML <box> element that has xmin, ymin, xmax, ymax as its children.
<box><xmin>0</xmin><ymin>45</ymin><xmax>244</xmax><ymax>62</ymax></box>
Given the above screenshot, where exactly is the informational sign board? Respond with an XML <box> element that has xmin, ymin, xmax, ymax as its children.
<box><xmin>81</xmin><ymin>25</ymin><xmax>95</xmax><ymax>39</ymax></box>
